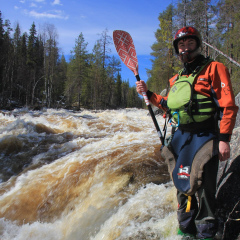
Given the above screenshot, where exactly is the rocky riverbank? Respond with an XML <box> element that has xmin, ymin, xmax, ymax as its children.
<box><xmin>215</xmin><ymin>92</ymin><xmax>240</xmax><ymax>239</ymax></box>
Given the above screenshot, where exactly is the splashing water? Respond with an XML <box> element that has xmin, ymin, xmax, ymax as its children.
<box><xmin>0</xmin><ymin>108</ymin><xmax>180</xmax><ymax>240</ymax></box>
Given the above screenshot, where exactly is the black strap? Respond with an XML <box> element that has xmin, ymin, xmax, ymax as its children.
<box><xmin>192</xmin><ymin>102</ymin><xmax>215</xmax><ymax>110</ymax></box>
<box><xmin>192</xmin><ymin>111</ymin><xmax>216</xmax><ymax>116</ymax></box>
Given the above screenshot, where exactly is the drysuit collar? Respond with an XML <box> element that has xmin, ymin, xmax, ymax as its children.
<box><xmin>181</xmin><ymin>54</ymin><xmax>206</xmax><ymax>75</ymax></box>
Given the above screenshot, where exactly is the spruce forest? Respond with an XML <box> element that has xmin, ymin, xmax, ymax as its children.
<box><xmin>0</xmin><ymin>0</ymin><xmax>240</xmax><ymax>110</ymax></box>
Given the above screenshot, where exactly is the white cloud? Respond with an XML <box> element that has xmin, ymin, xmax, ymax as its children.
<box><xmin>19</xmin><ymin>0</ymin><xmax>45</xmax><ymax>6</ymax></box>
<box><xmin>52</xmin><ymin>0</ymin><xmax>62</xmax><ymax>5</ymax></box>
<box><xmin>30</xmin><ymin>3</ymin><xmax>38</xmax><ymax>7</ymax></box>
<box><xmin>27</xmin><ymin>10</ymin><xmax>68</xmax><ymax>19</ymax></box>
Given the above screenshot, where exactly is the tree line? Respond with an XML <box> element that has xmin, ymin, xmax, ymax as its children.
<box><xmin>0</xmin><ymin>12</ymin><xmax>142</xmax><ymax>110</ymax></box>
<box><xmin>1</xmin><ymin>0</ymin><xmax>240</xmax><ymax>110</ymax></box>
<box><xmin>147</xmin><ymin>0</ymin><xmax>240</xmax><ymax>96</ymax></box>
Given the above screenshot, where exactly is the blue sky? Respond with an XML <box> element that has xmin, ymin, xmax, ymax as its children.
<box><xmin>1</xmin><ymin>0</ymin><xmax>172</xmax><ymax>86</ymax></box>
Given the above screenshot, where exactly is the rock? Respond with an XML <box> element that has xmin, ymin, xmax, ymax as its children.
<box><xmin>215</xmin><ymin>93</ymin><xmax>240</xmax><ymax>239</ymax></box>
<box><xmin>151</xmin><ymin>105</ymin><xmax>164</xmax><ymax>116</ymax></box>
<box><xmin>159</xmin><ymin>89</ymin><xmax>168</xmax><ymax>97</ymax></box>
<box><xmin>216</xmin><ymin>154</ymin><xmax>240</xmax><ymax>239</ymax></box>
<box><xmin>234</xmin><ymin>92</ymin><xmax>240</xmax><ymax>128</ymax></box>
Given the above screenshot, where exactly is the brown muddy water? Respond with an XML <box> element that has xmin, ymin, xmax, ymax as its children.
<box><xmin>0</xmin><ymin>108</ymin><xmax>179</xmax><ymax>240</ymax></box>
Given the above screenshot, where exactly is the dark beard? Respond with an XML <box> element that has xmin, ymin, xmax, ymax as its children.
<box><xmin>181</xmin><ymin>55</ymin><xmax>206</xmax><ymax>75</ymax></box>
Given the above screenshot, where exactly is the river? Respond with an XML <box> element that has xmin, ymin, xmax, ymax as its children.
<box><xmin>0</xmin><ymin>108</ymin><xmax>179</xmax><ymax>240</ymax></box>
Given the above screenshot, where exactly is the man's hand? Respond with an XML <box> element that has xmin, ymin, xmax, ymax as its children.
<box><xmin>219</xmin><ymin>141</ymin><xmax>230</xmax><ymax>161</ymax></box>
<box><xmin>136</xmin><ymin>80</ymin><xmax>148</xmax><ymax>96</ymax></box>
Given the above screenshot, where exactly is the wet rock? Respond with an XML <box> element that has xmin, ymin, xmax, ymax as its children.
<box><xmin>234</xmin><ymin>92</ymin><xmax>240</xmax><ymax>128</ymax></box>
<box><xmin>215</xmin><ymin>93</ymin><xmax>240</xmax><ymax>239</ymax></box>
<box><xmin>216</xmin><ymin>154</ymin><xmax>240</xmax><ymax>240</ymax></box>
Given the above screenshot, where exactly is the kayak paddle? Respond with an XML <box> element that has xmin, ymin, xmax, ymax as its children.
<box><xmin>113</xmin><ymin>30</ymin><xmax>164</xmax><ymax>145</ymax></box>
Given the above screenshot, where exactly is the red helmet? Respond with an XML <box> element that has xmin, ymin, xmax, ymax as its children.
<box><xmin>173</xmin><ymin>26</ymin><xmax>202</xmax><ymax>54</ymax></box>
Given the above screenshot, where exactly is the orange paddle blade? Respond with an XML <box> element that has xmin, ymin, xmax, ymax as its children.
<box><xmin>113</xmin><ymin>30</ymin><xmax>139</xmax><ymax>76</ymax></box>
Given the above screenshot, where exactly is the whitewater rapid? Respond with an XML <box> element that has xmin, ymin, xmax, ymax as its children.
<box><xmin>0</xmin><ymin>108</ymin><xmax>180</xmax><ymax>240</ymax></box>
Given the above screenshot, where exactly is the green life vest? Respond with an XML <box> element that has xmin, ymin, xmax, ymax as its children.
<box><xmin>167</xmin><ymin>59</ymin><xmax>216</xmax><ymax>126</ymax></box>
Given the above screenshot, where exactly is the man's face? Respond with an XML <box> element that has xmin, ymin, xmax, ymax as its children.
<box><xmin>177</xmin><ymin>38</ymin><xmax>197</xmax><ymax>54</ymax></box>
<box><xmin>177</xmin><ymin>38</ymin><xmax>198</xmax><ymax>63</ymax></box>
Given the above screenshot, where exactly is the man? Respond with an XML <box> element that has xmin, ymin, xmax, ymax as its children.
<box><xmin>136</xmin><ymin>26</ymin><xmax>238</xmax><ymax>240</ymax></box>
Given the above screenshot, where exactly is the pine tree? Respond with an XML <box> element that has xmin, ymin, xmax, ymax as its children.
<box><xmin>65</xmin><ymin>32</ymin><xmax>89</xmax><ymax>109</ymax></box>
<box><xmin>147</xmin><ymin>4</ymin><xmax>176</xmax><ymax>95</ymax></box>
<box><xmin>13</xmin><ymin>23</ymin><xmax>22</xmax><ymax>104</ymax></box>
<box><xmin>41</xmin><ymin>23</ymin><xmax>59</xmax><ymax>107</ymax></box>
<box><xmin>215</xmin><ymin>0</ymin><xmax>240</xmax><ymax>94</ymax></box>
<box><xmin>55</xmin><ymin>54</ymin><xmax>67</xmax><ymax>108</ymax></box>
<box><xmin>27</xmin><ymin>22</ymin><xmax>38</xmax><ymax>106</ymax></box>
<box><xmin>114</xmin><ymin>72</ymin><xmax>122</xmax><ymax>108</ymax></box>
<box><xmin>1</xmin><ymin>18</ymin><xmax>14</xmax><ymax>108</ymax></box>
<box><xmin>174</xmin><ymin>0</ymin><xmax>191</xmax><ymax>27</ymax></box>
<box><xmin>98</xmin><ymin>28</ymin><xmax>112</xmax><ymax>69</ymax></box>
<box><xmin>0</xmin><ymin>11</ymin><xmax>5</xmax><ymax>99</ymax></box>
<box><xmin>121</xmin><ymin>81</ymin><xmax>129</xmax><ymax>108</ymax></box>
<box><xmin>89</xmin><ymin>40</ymin><xmax>105</xmax><ymax>109</ymax></box>
<box><xmin>27</xmin><ymin>22</ymin><xmax>37</xmax><ymax>68</ymax></box>
<box><xmin>96</xmin><ymin>29</ymin><xmax>112</xmax><ymax>108</ymax></box>
<box><xmin>105</xmin><ymin>55</ymin><xmax>121</xmax><ymax>108</ymax></box>
<box><xmin>19</xmin><ymin>32</ymin><xmax>28</xmax><ymax>105</ymax></box>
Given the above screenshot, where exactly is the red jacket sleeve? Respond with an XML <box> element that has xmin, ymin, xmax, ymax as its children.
<box><xmin>208</xmin><ymin>62</ymin><xmax>238</xmax><ymax>140</ymax></box>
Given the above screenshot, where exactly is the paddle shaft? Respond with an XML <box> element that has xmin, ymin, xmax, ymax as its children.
<box><xmin>136</xmin><ymin>74</ymin><xmax>164</xmax><ymax>145</ymax></box>
<box><xmin>113</xmin><ymin>30</ymin><xmax>164</xmax><ymax>145</ymax></box>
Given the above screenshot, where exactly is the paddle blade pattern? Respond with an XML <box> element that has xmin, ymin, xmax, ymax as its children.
<box><xmin>113</xmin><ymin>30</ymin><xmax>138</xmax><ymax>76</ymax></box>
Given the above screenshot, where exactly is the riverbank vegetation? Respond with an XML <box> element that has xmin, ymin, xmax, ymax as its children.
<box><xmin>0</xmin><ymin>0</ymin><xmax>239</xmax><ymax>110</ymax></box>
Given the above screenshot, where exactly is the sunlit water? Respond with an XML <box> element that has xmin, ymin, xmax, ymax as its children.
<box><xmin>0</xmin><ymin>108</ymin><xmax>180</xmax><ymax>240</ymax></box>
